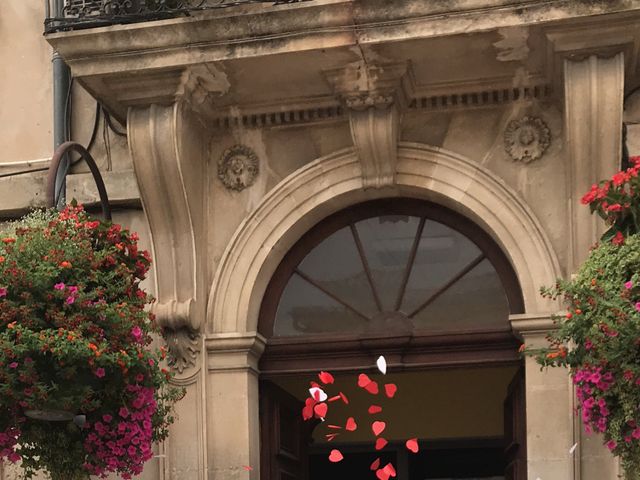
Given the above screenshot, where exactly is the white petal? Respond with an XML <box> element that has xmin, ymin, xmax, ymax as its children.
<box><xmin>309</xmin><ymin>387</ymin><xmax>328</xmax><ymax>402</ymax></box>
<box><xmin>569</xmin><ymin>443</ymin><xmax>578</xmax><ymax>455</ymax></box>
<box><xmin>376</xmin><ymin>355</ymin><xmax>387</xmax><ymax>375</ymax></box>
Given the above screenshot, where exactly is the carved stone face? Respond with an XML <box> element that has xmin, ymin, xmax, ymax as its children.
<box><xmin>218</xmin><ymin>146</ymin><xmax>259</xmax><ymax>191</ymax></box>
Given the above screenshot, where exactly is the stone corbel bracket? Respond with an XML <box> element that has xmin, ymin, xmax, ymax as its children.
<box><xmin>325</xmin><ymin>62</ymin><xmax>411</xmax><ymax>189</ymax></box>
<box><xmin>128</xmin><ymin>102</ymin><xmax>208</xmax><ymax>378</ymax></box>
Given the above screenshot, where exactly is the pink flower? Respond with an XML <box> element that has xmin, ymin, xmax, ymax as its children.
<box><xmin>65</xmin><ymin>296</ymin><xmax>75</xmax><ymax>305</ymax></box>
<box><xmin>635</xmin><ymin>302</ymin><xmax>640</xmax><ymax>313</ymax></box>
<box><xmin>0</xmin><ymin>287</ymin><xmax>7</xmax><ymax>297</ymax></box>
<box><xmin>8</xmin><ymin>362</ymin><xmax>18</xmax><ymax>369</ymax></box>
<box><xmin>53</xmin><ymin>282</ymin><xmax>65</xmax><ymax>290</ymax></box>
<box><xmin>95</xmin><ymin>368</ymin><xmax>106</xmax><ymax>378</ymax></box>
<box><xmin>130</xmin><ymin>326</ymin><xmax>143</xmax><ymax>343</ymax></box>
<box><xmin>68</xmin><ymin>286</ymin><xmax>78</xmax><ymax>294</ymax></box>
<box><xmin>148</xmin><ymin>358</ymin><xmax>155</xmax><ymax>367</ymax></box>
<box><xmin>118</xmin><ymin>407</ymin><xmax>129</xmax><ymax>419</ymax></box>
<box><xmin>606</xmin><ymin>440</ymin><xmax>617</xmax><ymax>451</ymax></box>
<box><xmin>625</xmin><ymin>280</ymin><xmax>633</xmax><ymax>289</ymax></box>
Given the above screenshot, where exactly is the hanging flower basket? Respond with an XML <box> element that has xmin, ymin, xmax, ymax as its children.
<box><xmin>528</xmin><ymin>158</ymin><xmax>640</xmax><ymax>475</ymax></box>
<box><xmin>0</xmin><ymin>205</ymin><xmax>182</xmax><ymax>480</ymax></box>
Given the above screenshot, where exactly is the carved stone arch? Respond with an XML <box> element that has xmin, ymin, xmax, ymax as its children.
<box><xmin>207</xmin><ymin>142</ymin><xmax>561</xmax><ymax>334</ymax></box>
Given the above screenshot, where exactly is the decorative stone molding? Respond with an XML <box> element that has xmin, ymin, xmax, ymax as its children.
<box><xmin>207</xmin><ymin>143</ymin><xmax>561</xmax><ymax>334</ymax></box>
<box><xmin>217</xmin><ymin>145</ymin><xmax>259</xmax><ymax>192</ymax></box>
<box><xmin>325</xmin><ymin>62</ymin><xmax>409</xmax><ymax>188</ymax></box>
<box><xmin>504</xmin><ymin>116</ymin><xmax>550</xmax><ymax>163</ymax></box>
<box><xmin>128</xmin><ymin>102</ymin><xmax>207</xmax><ymax>377</ymax></box>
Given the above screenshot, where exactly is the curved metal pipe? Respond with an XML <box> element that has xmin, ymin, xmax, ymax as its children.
<box><xmin>46</xmin><ymin>141</ymin><xmax>112</xmax><ymax>221</ymax></box>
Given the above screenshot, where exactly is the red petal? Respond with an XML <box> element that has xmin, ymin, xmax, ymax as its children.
<box><xmin>310</xmin><ymin>381</ymin><xmax>321</xmax><ymax>389</ymax></box>
<box><xmin>368</xmin><ymin>405</ymin><xmax>383</xmax><ymax>414</ymax></box>
<box><xmin>406</xmin><ymin>438</ymin><xmax>419</xmax><ymax>453</ymax></box>
<box><xmin>384</xmin><ymin>383</ymin><xmax>397</xmax><ymax>398</ymax></box>
<box><xmin>314</xmin><ymin>402</ymin><xmax>328</xmax><ymax>419</ymax></box>
<box><xmin>383</xmin><ymin>463</ymin><xmax>397</xmax><ymax>477</ymax></box>
<box><xmin>370</xmin><ymin>458</ymin><xmax>381</xmax><ymax>471</ymax></box>
<box><xmin>372</xmin><ymin>421</ymin><xmax>386</xmax><ymax>436</ymax></box>
<box><xmin>302</xmin><ymin>404</ymin><xmax>313</xmax><ymax>420</ymax></box>
<box><xmin>358</xmin><ymin>373</ymin><xmax>372</xmax><ymax>387</ymax></box>
<box><xmin>328</xmin><ymin>395</ymin><xmax>341</xmax><ymax>402</ymax></box>
<box><xmin>364</xmin><ymin>380</ymin><xmax>379</xmax><ymax>395</ymax></box>
<box><xmin>328</xmin><ymin>449</ymin><xmax>343</xmax><ymax>462</ymax></box>
<box><xmin>375</xmin><ymin>437</ymin><xmax>388</xmax><ymax>450</ymax></box>
<box><xmin>340</xmin><ymin>392</ymin><xmax>350</xmax><ymax>404</ymax></box>
<box><xmin>319</xmin><ymin>371</ymin><xmax>335</xmax><ymax>385</ymax></box>
<box><xmin>345</xmin><ymin>417</ymin><xmax>357</xmax><ymax>432</ymax></box>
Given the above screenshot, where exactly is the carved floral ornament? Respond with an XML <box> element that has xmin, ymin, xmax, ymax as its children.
<box><xmin>504</xmin><ymin>116</ymin><xmax>551</xmax><ymax>163</ymax></box>
<box><xmin>218</xmin><ymin>144</ymin><xmax>259</xmax><ymax>191</ymax></box>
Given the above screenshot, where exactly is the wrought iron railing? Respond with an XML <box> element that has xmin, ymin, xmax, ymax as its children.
<box><xmin>45</xmin><ymin>0</ymin><xmax>307</xmax><ymax>33</ymax></box>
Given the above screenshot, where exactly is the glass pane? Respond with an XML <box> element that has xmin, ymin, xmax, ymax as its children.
<box><xmin>411</xmin><ymin>259</ymin><xmax>509</xmax><ymax>331</ymax></box>
<box><xmin>274</xmin><ymin>273</ymin><xmax>368</xmax><ymax>336</ymax></box>
<box><xmin>355</xmin><ymin>215</ymin><xmax>420</xmax><ymax>311</ymax></box>
<box><xmin>401</xmin><ymin>220</ymin><xmax>482</xmax><ymax>315</ymax></box>
<box><xmin>298</xmin><ymin>226</ymin><xmax>378</xmax><ymax>317</ymax></box>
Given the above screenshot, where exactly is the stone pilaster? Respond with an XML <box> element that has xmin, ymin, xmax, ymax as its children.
<box><xmin>511</xmin><ymin>314</ymin><xmax>576</xmax><ymax>480</ymax></box>
<box><xmin>564</xmin><ymin>53</ymin><xmax>625</xmax><ymax>272</ymax></box>
<box><xmin>205</xmin><ymin>333</ymin><xmax>266</xmax><ymax>480</ymax></box>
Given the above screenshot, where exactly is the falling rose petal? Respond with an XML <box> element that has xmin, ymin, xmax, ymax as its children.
<box><xmin>376</xmin><ymin>355</ymin><xmax>387</xmax><ymax>375</ymax></box>
<box><xmin>314</xmin><ymin>402</ymin><xmax>328</xmax><ymax>419</ymax></box>
<box><xmin>368</xmin><ymin>405</ymin><xmax>383</xmax><ymax>415</ymax></box>
<box><xmin>364</xmin><ymin>380</ymin><xmax>379</xmax><ymax>395</ymax></box>
<box><xmin>372</xmin><ymin>421</ymin><xmax>386</xmax><ymax>436</ymax></box>
<box><xmin>309</xmin><ymin>387</ymin><xmax>328</xmax><ymax>402</ymax></box>
<box><xmin>375</xmin><ymin>437</ymin><xmax>388</xmax><ymax>450</ymax></box>
<box><xmin>328</xmin><ymin>395</ymin><xmax>342</xmax><ymax>402</ymax></box>
<box><xmin>327</xmin><ymin>425</ymin><xmax>342</xmax><ymax>430</ymax></box>
<box><xmin>326</xmin><ymin>433</ymin><xmax>340</xmax><ymax>442</ymax></box>
<box><xmin>376</xmin><ymin>469</ymin><xmax>390</xmax><ymax>480</ymax></box>
<box><xmin>383</xmin><ymin>463</ymin><xmax>397</xmax><ymax>477</ymax></box>
<box><xmin>328</xmin><ymin>449</ymin><xmax>344</xmax><ymax>463</ymax></box>
<box><xmin>345</xmin><ymin>417</ymin><xmax>357</xmax><ymax>432</ymax></box>
<box><xmin>358</xmin><ymin>373</ymin><xmax>372</xmax><ymax>388</ymax></box>
<box><xmin>384</xmin><ymin>383</ymin><xmax>397</xmax><ymax>398</ymax></box>
<box><xmin>242</xmin><ymin>465</ymin><xmax>253</xmax><ymax>471</ymax></box>
<box><xmin>370</xmin><ymin>458</ymin><xmax>381</xmax><ymax>471</ymax></box>
<box><xmin>318</xmin><ymin>371</ymin><xmax>335</xmax><ymax>385</ymax></box>
<box><xmin>339</xmin><ymin>392</ymin><xmax>349</xmax><ymax>404</ymax></box>
<box><xmin>406</xmin><ymin>438</ymin><xmax>419</xmax><ymax>453</ymax></box>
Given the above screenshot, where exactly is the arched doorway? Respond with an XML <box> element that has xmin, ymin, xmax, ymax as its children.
<box><xmin>258</xmin><ymin>198</ymin><xmax>527</xmax><ymax>480</ymax></box>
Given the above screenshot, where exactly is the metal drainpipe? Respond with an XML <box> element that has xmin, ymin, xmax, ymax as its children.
<box><xmin>52</xmin><ymin>0</ymin><xmax>71</xmax><ymax>208</ymax></box>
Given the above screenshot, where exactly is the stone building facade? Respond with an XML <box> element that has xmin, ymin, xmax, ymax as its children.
<box><xmin>3</xmin><ymin>1</ymin><xmax>640</xmax><ymax>479</ymax></box>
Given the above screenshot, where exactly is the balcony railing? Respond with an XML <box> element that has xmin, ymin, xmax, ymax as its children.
<box><xmin>44</xmin><ymin>0</ymin><xmax>306</xmax><ymax>33</ymax></box>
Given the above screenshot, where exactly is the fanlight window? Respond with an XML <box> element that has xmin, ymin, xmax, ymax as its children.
<box><xmin>266</xmin><ymin>201</ymin><xmax>522</xmax><ymax>337</ymax></box>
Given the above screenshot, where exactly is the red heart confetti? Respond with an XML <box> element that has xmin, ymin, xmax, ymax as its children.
<box><xmin>314</xmin><ymin>402</ymin><xmax>328</xmax><ymax>419</ymax></box>
<box><xmin>327</xmin><ymin>424</ymin><xmax>342</xmax><ymax>430</ymax></box>
<box><xmin>319</xmin><ymin>371</ymin><xmax>335</xmax><ymax>385</ymax></box>
<box><xmin>328</xmin><ymin>395</ymin><xmax>341</xmax><ymax>402</ymax></box>
<box><xmin>406</xmin><ymin>438</ymin><xmax>419</xmax><ymax>453</ymax></box>
<box><xmin>370</xmin><ymin>458</ymin><xmax>381</xmax><ymax>471</ymax></box>
<box><xmin>372</xmin><ymin>421</ymin><xmax>386</xmax><ymax>436</ymax></box>
<box><xmin>376</xmin><ymin>469</ymin><xmax>390</xmax><ymax>480</ymax></box>
<box><xmin>325</xmin><ymin>433</ymin><xmax>339</xmax><ymax>442</ymax></box>
<box><xmin>328</xmin><ymin>449</ymin><xmax>343</xmax><ymax>463</ymax></box>
<box><xmin>375</xmin><ymin>437</ymin><xmax>388</xmax><ymax>450</ymax></box>
<box><xmin>339</xmin><ymin>392</ymin><xmax>349</xmax><ymax>404</ymax></box>
<box><xmin>345</xmin><ymin>417</ymin><xmax>357</xmax><ymax>432</ymax></box>
<box><xmin>310</xmin><ymin>381</ymin><xmax>321</xmax><ymax>389</ymax></box>
<box><xmin>358</xmin><ymin>373</ymin><xmax>372</xmax><ymax>387</ymax></box>
<box><xmin>364</xmin><ymin>380</ymin><xmax>379</xmax><ymax>395</ymax></box>
<box><xmin>384</xmin><ymin>383</ymin><xmax>397</xmax><ymax>398</ymax></box>
<box><xmin>310</xmin><ymin>387</ymin><xmax>327</xmax><ymax>402</ymax></box>
<box><xmin>368</xmin><ymin>405</ymin><xmax>383</xmax><ymax>415</ymax></box>
<box><xmin>383</xmin><ymin>463</ymin><xmax>397</xmax><ymax>477</ymax></box>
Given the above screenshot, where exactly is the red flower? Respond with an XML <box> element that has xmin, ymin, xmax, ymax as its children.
<box><xmin>612</xmin><ymin>231</ymin><xmax>625</xmax><ymax>246</ymax></box>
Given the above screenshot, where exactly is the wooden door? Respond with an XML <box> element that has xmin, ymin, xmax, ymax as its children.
<box><xmin>503</xmin><ymin>367</ymin><xmax>526</xmax><ymax>480</ymax></box>
<box><xmin>260</xmin><ymin>381</ymin><xmax>310</xmax><ymax>480</ymax></box>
